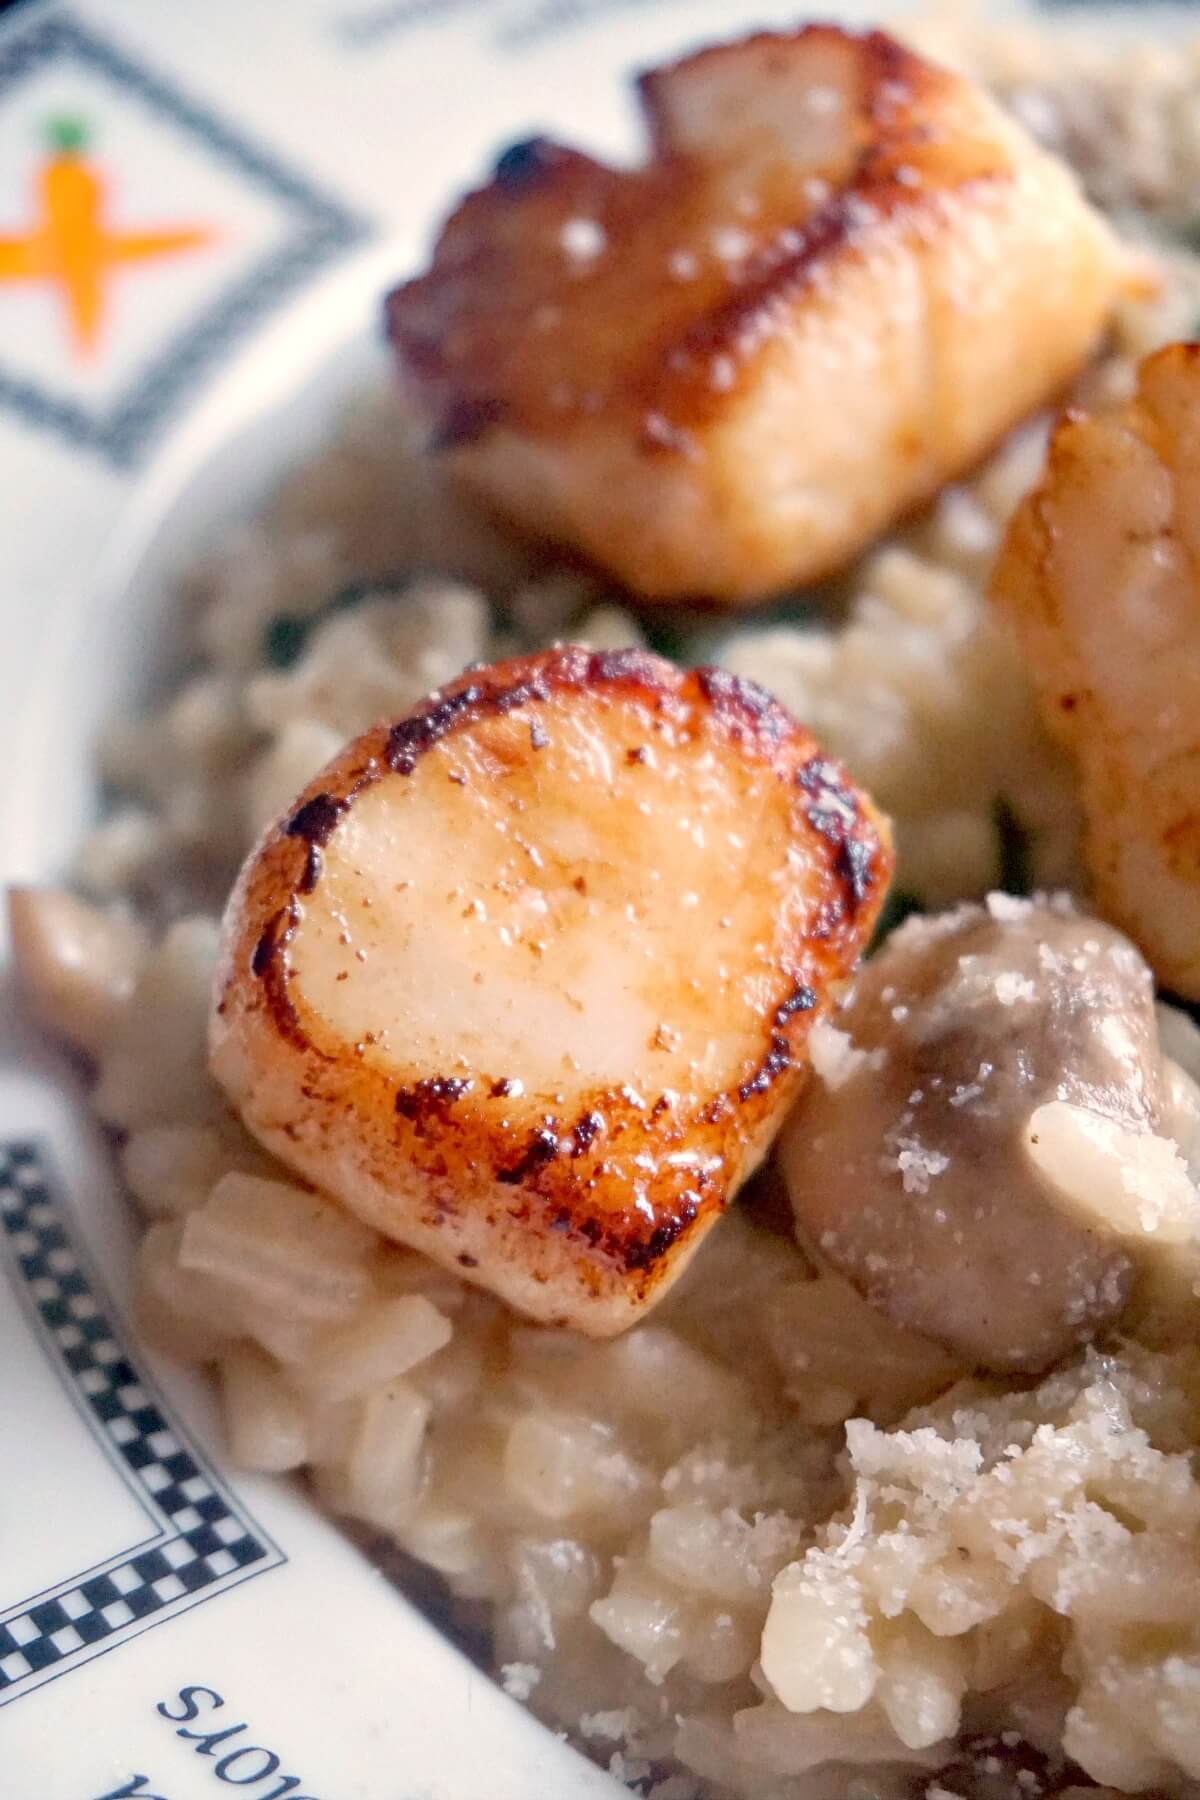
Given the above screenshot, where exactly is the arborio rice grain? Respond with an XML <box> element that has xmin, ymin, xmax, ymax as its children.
<box><xmin>40</xmin><ymin>14</ymin><xmax>1200</xmax><ymax>1798</ymax></box>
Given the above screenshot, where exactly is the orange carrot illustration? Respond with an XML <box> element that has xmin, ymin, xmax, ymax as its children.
<box><xmin>0</xmin><ymin>116</ymin><xmax>216</xmax><ymax>358</ymax></box>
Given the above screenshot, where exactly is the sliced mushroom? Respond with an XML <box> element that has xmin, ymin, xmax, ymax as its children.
<box><xmin>780</xmin><ymin>894</ymin><xmax>1200</xmax><ymax>1372</ymax></box>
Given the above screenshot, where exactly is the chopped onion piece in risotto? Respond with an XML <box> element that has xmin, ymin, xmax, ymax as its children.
<box><xmin>992</xmin><ymin>341</ymin><xmax>1200</xmax><ymax>1001</ymax></box>
<box><xmin>8</xmin><ymin>886</ymin><xmax>143</xmax><ymax>1059</ymax></box>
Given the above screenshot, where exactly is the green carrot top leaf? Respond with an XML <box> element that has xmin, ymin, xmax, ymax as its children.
<box><xmin>45</xmin><ymin>114</ymin><xmax>89</xmax><ymax>156</ymax></box>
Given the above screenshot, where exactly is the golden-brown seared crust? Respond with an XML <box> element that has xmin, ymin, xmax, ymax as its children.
<box><xmin>991</xmin><ymin>343</ymin><xmax>1200</xmax><ymax>1000</ymax></box>
<box><xmin>212</xmin><ymin>647</ymin><xmax>893</xmax><ymax>1330</ymax></box>
<box><xmin>389</xmin><ymin>29</ymin><xmax>977</xmax><ymax>448</ymax></box>
<box><xmin>386</xmin><ymin>25</ymin><xmax>1121</xmax><ymax>601</ymax></box>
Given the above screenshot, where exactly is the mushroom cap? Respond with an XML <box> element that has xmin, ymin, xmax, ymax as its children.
<box><xmin>781</xmin><ymin>895</ymin><xmax>1162</xmax><ymax>1372</ymax></box>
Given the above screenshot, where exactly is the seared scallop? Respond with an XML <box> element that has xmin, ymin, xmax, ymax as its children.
<box><xmin>210</xmin><ymin>647</ymin><xmax>891</xmax><ymax>1335</ymax></box>
<box><xmin>388</xmin><ymin>25</ymin><xmax>1124</xmax><ymax>603</ymax></box>
<box><xmin>992</xmin><ymin>343</ymin><xmax>1200</xmax><ymax>1000</ymax></box>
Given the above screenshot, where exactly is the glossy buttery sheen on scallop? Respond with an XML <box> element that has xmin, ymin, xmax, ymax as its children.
<box><xmin>210</xmin><ymin>647</ymin><xmax>892</xmax><ymax>1333</ymax></box>
<box><xmin>388</xmin><ymin>25</ymin><xmax>1123</xmax><ymax>602</ymax></box>
<box><xmin>993</xmin><ymin>343</ymin><xmax>1200</xmax><ymax>1003</ymax></box>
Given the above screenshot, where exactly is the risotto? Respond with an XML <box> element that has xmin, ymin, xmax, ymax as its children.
<box><xmin>16</xmin><ymin>9</ymin><xmax>1200</xmax><ymax>1800</ymax></box>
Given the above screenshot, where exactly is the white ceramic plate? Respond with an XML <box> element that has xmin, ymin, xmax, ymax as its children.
<box><xmin>0</xmin><ymin>0</ymin><xmax>1185</xmax><ymax>1790</ymax></box>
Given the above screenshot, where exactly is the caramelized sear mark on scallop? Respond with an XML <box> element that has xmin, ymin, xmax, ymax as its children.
<box><xmin>781</xmin><ymin>895</ymin><xmax>1200</xmax><ymax>1374</ymax></box>
<box><xmin>992</xmin><ymin>342</ymin><xmax>1200</xmax><ymax>1001</ymax></box>
<box><xmin>387</xmin><ymin>24</ymin><xmax>1123</xmax><ymax>604</ymax></box>
<box><xmin>210</xmin><ymin>646</ymin><xmax>892</xmax><ymax>1335</ymax></box>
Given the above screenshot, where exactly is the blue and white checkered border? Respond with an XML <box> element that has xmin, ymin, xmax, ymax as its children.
<box><xmin>0</xmin><ymin>1139</ymin><xmax>285</xmax><ymax>1706</ymax></box>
